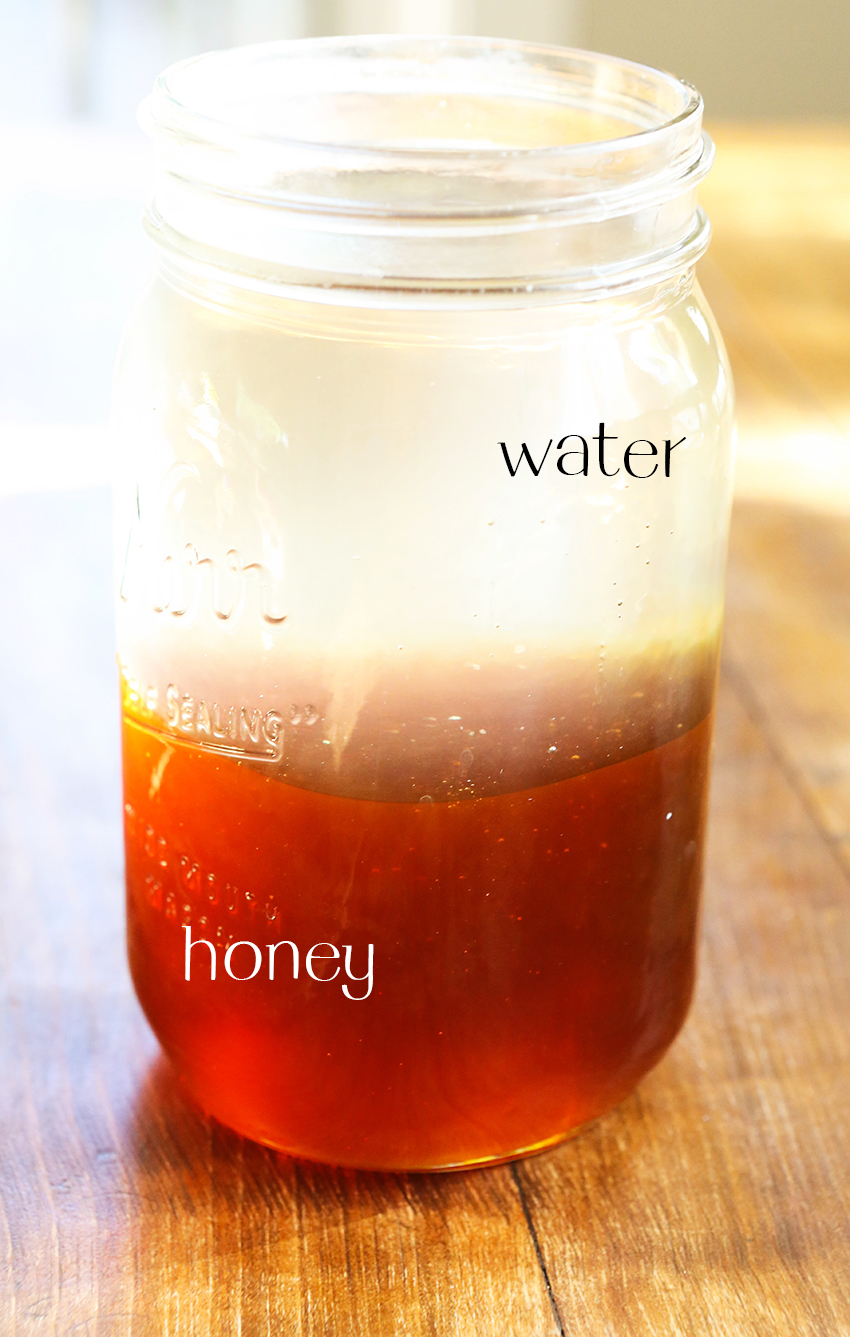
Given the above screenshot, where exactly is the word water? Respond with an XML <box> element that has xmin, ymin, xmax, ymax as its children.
<box><xmin>500</xmin><ymin>423</ymin><xmax>685</xmax><ymax>478</ymax></box>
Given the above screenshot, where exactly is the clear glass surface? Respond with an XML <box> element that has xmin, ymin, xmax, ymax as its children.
<box><xmin>115</xmin><ymin>37</ymin><xmax>734</xmax><ymax>1170</ymax></box>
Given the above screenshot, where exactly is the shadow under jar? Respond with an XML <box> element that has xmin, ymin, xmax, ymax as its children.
<box><xmin>114</xmin><ymin>37</ymin><xmax>734</xmax><ymax>1171</ymax></box>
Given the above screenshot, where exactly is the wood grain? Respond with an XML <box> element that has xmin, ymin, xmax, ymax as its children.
<box><xmin>518</xmin><ymin>672</ymin><xmax>850</xmax><ymax>1336</ymax></box>
<box><xmin>700</xmin><ymin>126</ymin><xmax>850</xmax><ymax>436</ymax></box>
<box><xmin>2</xmin><ymin>129</ymin><xmax>850</xmax><ymax>1335</ymax></box>
<box><xmin>698</xmin><ymin>126</ymin><xmax>850</xmax><ymax>513</ymax></box>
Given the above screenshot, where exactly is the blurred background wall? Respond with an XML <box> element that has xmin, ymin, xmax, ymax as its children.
<box><xmin>2</xmin><ymin>0</ymin><xmax>849</xmax><ymax>128</ymax></box>
<box><xmin>0</xmin><ymin>0</ymin><xmax>847</xmax><ymax>498</ymax></box>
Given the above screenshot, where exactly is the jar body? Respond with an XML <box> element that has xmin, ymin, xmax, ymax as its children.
<box><xmin>115</xmin><ymin>263</ymin><xmax>733</xmax><ymax>1169</ymax></box>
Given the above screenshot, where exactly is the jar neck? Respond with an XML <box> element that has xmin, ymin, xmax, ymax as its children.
<box><xmin>151</xmin><ymin>232</ymin><xmax>698</xmax><ymax>321</ymax></box>
<box><xmin>145</xmin><ymin>188</ymin><xmax>711</xmax><ymax>301</ymax></box>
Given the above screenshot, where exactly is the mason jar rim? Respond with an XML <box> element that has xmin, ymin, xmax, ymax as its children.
<box><xmin>139</xmin><ymin>37</ymin><xmax>713</xmax><ymax>294</ymax></box>
<box><xmin>141</xmin><ymin>37</ymin><xmax>708</xmax><ymax>211</ymax></box>
<box><xmin>144</xmin><ymin>34</ymin><xmax>702</xmax><ymax>152</ymax></box>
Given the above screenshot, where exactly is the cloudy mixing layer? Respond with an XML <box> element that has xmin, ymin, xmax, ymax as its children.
<box><xmin>115</xmin><ymin>270</ymin><xmax>732</xmax><ymax>801</ymax></box>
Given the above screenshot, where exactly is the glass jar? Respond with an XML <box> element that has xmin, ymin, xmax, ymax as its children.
<box><xmin>114</xmin><ymin>37</ymin><xmax>734</xmax><ymax>1171</ymax></box>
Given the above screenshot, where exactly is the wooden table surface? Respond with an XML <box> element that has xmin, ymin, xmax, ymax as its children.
<box><xmin>2</xmin><ymin>127</ymin><xmax>849</xmax><ymax>1336</ymax></box>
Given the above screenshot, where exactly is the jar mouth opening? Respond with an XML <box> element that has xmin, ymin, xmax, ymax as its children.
<box><xmin>141</xmin><ymin>35</ymin><xmax>707</xmax><ymax>220</ymax></box>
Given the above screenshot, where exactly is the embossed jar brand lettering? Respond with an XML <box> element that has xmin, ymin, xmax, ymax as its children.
<box><xmin>119</xmin><ymin>464</ymin><xmax>287</xmax><ymax>624</ymax></box>
<box><xmin>121</xmin><ymin>541</ymin><xmax>287</xmax><ymax>624</ymax></box>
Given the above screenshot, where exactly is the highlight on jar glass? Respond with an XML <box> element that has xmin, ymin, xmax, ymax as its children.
<box><xmin>113</xmin><ymin>36</ymin><xmax>734</xmax><ymax>1171</ymax></box>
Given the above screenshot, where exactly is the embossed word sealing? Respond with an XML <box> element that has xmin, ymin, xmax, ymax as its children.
<box><xmin>164</xmin><ymin>684</ymin><xmax>286</xmax><ymax>762</ymax></box>
<box><xmin>183</xmin><ymin>926</ymin><xmax>375</xmax><ymax>1000</ymax></box>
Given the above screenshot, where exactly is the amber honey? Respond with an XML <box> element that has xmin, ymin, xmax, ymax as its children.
<box><xmin>122</xmin><ymin>679</ymin><xmax>712</xmax><ymax>1170</ymax></box>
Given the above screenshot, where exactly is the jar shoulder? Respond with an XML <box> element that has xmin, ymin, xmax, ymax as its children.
<box><xmin>116</xmin><ymin>270</ymin><xmax>733</xmax><ymax>386</ymax></box>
